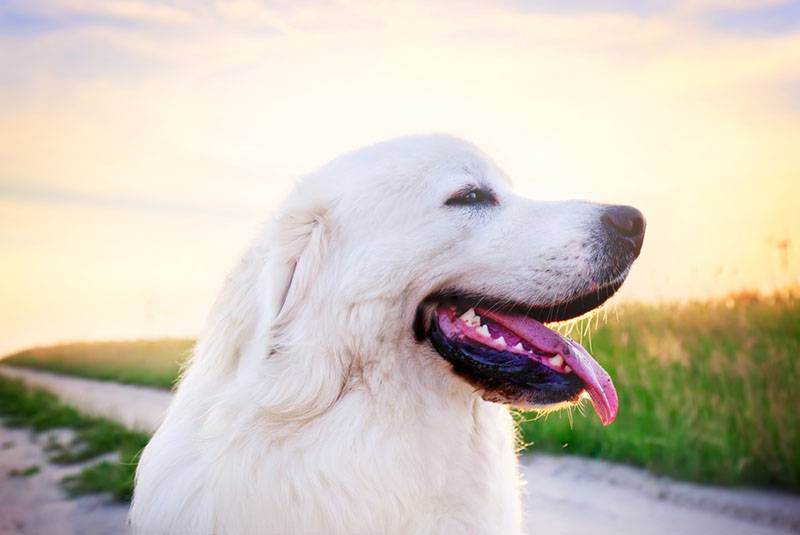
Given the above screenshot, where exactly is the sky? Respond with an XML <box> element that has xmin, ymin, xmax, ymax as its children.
<box><xmin>1</xmin><ymin>0</ymin><xmax>799</xmax><ymax>355</ymax></box>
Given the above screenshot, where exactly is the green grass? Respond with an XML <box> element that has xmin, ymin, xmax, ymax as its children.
<box><xmin>2</xmin><ymin>339</ymin><xmax>193</xmax><ymax>389</ymax></box>
<box><xmin>2</xmin><ymin>292</ymin><xmax>799</xmax><ymax>493</ymax></box>
<box><xmin>62</xmin><ymin>460</ymin><xmax>138</xmax><ymax>499</ymax></box>
<box><xmin>9</xmin><ymin>465</ymin><xmax>40</xmax><ymax>477</ymax></box>
<box><xmin>0</xmin><ymin>376</ymin><xmax>150</xmax><ymax>501</ymax></box>
<box><xmin>517</xmin><ymin>290</ymin><xmax>800</xmax><ymax>492</ymax></box>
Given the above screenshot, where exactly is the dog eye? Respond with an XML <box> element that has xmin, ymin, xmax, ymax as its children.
<box><xmin>445</xmin><ymin>188</ymin><xmax>496</xmax><ymax>207</ymax></box>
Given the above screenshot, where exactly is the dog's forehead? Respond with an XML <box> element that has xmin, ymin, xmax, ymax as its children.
<box><xmin>329</xmin><ymin>135</ymin><xmax>507</xmax><ymax>189</ymax></box>
<box><xmin>291</xmin><ymin>135</ymin><xmax>511</xmax><ymax>215</ymax></box>
<box><xmin>424</xmin><ymin>150</ymin><xmax>508</xmax><ymax>188</ymax></box>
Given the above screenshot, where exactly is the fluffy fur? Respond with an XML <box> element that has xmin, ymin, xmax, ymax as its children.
<box><xmin>131</xmin><ymin>135</ymin><xmax>618</xmax><ymax>534</ymax></box>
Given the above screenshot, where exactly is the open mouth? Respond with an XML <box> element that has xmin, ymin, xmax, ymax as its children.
<box><xmin>420</xmin><ymin>283</ymin><xmax>622</xmax><ymax>425</ymax></box>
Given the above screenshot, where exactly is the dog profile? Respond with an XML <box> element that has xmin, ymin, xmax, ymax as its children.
<box><xmin>130</xmin><ymin>135</ymin><xmax>645</xmax><ymax>534</ymax></box>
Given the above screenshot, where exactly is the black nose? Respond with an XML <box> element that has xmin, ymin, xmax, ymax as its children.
<box><xmin>601</xmin><ymin>205</ymin><xmax>646</xmax><ymax>257</ymax></box>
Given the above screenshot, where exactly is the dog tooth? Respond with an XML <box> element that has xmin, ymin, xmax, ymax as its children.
<box><xmin>564</xmin><ymin>365</ymin><xmax>572</xmax><ymax>373</ymax></box>
<box><xmin>549</xmin><ymin>355</ymin><xmax>564</xmax><ymax>367</ymax></box>
<box><xmin>494</xmin><ymin>336</ymin><xmax>506</xmax><ymax>348</ymax></box>
<box><xmin>513</xmin><ymin>342</ymin><xmax>524</xmax><ymax>351</ymax></box>
<box><xmin>459</xmin><ymin>308</ymin><xmax>477</xmax><ymax>322</ymax></box>
<box><xmin>475</xmin><ymin>325</ymin><xmax>490</xmax><ymax>338</ymax></box>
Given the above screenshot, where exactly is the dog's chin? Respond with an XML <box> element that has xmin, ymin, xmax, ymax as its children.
<box><xmin>414</xmin><ymin>279</ymin><xmax>625</xmax><ymax>426</ymax></box>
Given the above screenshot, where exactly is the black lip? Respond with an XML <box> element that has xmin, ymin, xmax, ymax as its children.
<box><xmin>437</xmin><ymin>278</ymin><xmax>624</xmax><ymax>323</ymax></box>
<box><xmin>429</xmin><ymin>318</ymin><xmax>584</xmax><ymax>405</ymax></box>
<box><xmin>413</xmin><ymin>277</ymin><xmax>625</xmax><ymax>341</ymax></box>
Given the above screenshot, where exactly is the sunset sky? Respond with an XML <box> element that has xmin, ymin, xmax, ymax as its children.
<box><xmin>1</xmin><ymin>0</ymin><xmax>799</xmax><ymax>354</ymax></box>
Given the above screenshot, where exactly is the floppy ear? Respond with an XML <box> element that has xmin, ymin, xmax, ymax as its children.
<box><xmin>266</xmin><ymin>206</ymin><xmax>328</xmax><ymax>333</ymax></box>
<box><xmin>182</xmin><ymin>200</ymin><xmax>345</xmax><ymax>422</ymax></box>
<box><xmin>251</xmin><ymin>206</ymin><xmax>350</xmax><ymax>421</ymax></box>
<box><xmin>181</xmin><ymin>203</ymin><xmax>328</xmax><ymax>388</ymax></box>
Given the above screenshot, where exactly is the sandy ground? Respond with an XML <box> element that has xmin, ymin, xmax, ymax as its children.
<box><xmin>0</xmin><ymin>367</ymin><xmax>171</xmax><ymax>433</ymax></box>
<box><xmin>2</xmin><ymin>365</ymin><xmax>799</xmax><ymax>535</ymax></box>
<box><xmin>522</xmin><ymin>454</ymin><xmax>800</xmax><ymax>534</ymax></box>
<box><xmin>0</xmin><ymin>426</ymin><xmax>129</xmax><ymax>534</ymax></box>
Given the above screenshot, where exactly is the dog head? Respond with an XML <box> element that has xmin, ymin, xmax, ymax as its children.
<box><xmin>191</xmin><ymin>135</ymin><xmax>644</xmax><ymax>424</ymax></box>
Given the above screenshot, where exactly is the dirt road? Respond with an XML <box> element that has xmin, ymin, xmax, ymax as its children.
<box><xmin>0</xmin><ymin>426</ymin><xmax>129</xmax><ymax>534</ymax></box>
<box><xmin>2</xmin><ymin>366</ymin><xmax>798</xmax><ymax>535</ymax></box>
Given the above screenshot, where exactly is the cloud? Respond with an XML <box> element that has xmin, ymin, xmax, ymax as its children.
<box><xmin>0</xmin><ymin>1</ymin><xmax>165</xmax><ymax>35</ymax></box>
<box><xmin>506</xmin><ymin>0</ymin><xmax>670</xmax><ymax>17</ymax></box>
<box><xmin>702</xmin><ymin>0</ymin><xmax>800</xmax><ymax>35</ymax></box>
<box><xmin>0</xmin><ymin>8</ymin><xmax>62</xmax><ymax>36</ymax></box>
<box><xmin>0</xmin><ymin>182</ymin><xmax>249</xmax><ymax>218</ymax></box>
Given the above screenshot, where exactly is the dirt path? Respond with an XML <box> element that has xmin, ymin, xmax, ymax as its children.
<box><xmin>0</xmin><ymin>367</ymin><xmax>172</xmax><ymax>433</ymax></box>
<box><xmin>2</xmin><ymin>366</ymin><xmax>799</xmax><ymax>535</ymax></box>
<box><xmin>522</xmin><ymin>454</ymin><xmax>800</xmax><ymax>534</ymax></box>
<box><xmin>0</xmin><ymin>426</ymin><xmax>129</xmax><ymax>534</ymax></box>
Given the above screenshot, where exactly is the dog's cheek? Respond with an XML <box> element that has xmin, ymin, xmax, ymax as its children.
<box><xmin>340</xmin><ymin>301</ymin><xmax>394</xmax><ymax>359</ymax></box>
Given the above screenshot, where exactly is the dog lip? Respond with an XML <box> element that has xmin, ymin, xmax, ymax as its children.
<box><xmin>412</xmin><ymin>277</ymin><xmax>626</xmax><ymax>343</ymax></box>
<box><xmin>423</xmin><ymin>276</ymin><xmax>626</xmax><ymax>326</ymax></box>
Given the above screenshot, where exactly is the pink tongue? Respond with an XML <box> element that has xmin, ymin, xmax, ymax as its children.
<box><xmin>478</xmin><ymin>308</ymin><xmax>619</xmax><ymax>426</ymax></box>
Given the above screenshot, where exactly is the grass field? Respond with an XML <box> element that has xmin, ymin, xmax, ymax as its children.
<box><xmin>2</xmin><ymin>339</ymin><xmax>193</xmax><ymax>389</ymax></box>
<box><xmin>2</xmin><ymin>292</ymin><xmax>799</xmax><ymax>493</ymax></box>
<box><xmin>517</xmin><ymin>290</ymin><xmax>800</xmax><ymax>492</ymax></box>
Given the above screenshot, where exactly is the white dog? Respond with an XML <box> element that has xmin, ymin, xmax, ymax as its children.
<box><xmin>131</xmin><ymin>135</ymin><xmax>644</xmax><ymax>534</ymax></box>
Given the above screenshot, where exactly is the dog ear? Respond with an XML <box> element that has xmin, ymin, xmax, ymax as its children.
<box><xmin>180</xmin><ymin>202</ymin><xmax>328</xmax><ymax>387</ymax></box>
<box><xmin>266</xmin><ymin>206</ymin><xmax>327</xmax><ymax>330</ymax></box>
<box><xmin>250</xmin><ymin>204</ymin><xmax>350</xmax><ymax>421</ymax></box>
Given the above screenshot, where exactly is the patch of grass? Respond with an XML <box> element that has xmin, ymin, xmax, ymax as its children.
<box><xmin>0</xmin><ymin>376</ymin><xmax>150</xmax><ymax>501</ymax></box>
<box><xmin>9</xmin><ymin>465</ymin><xmax>40</xmax><ymax>477</ymax></box>
<box><xmin>518</xmin><ymin>290</ymin><xmax>800</xmax><ymax>493</ymax></box>
<box><xmin>63</xmin><ymin>460</ymin><xmax>138</xmax><ymax>501</ymax></box>
<box><xmin>2</xmin><ymin>338</ymin><xmax>193</xmax><ymax>389</ymax></box>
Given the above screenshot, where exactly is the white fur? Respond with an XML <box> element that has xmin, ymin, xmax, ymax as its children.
<box><xmin>130</xmin><ymin>135</ymin><xmax>611</xmax><ymax>534</ymax></box>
